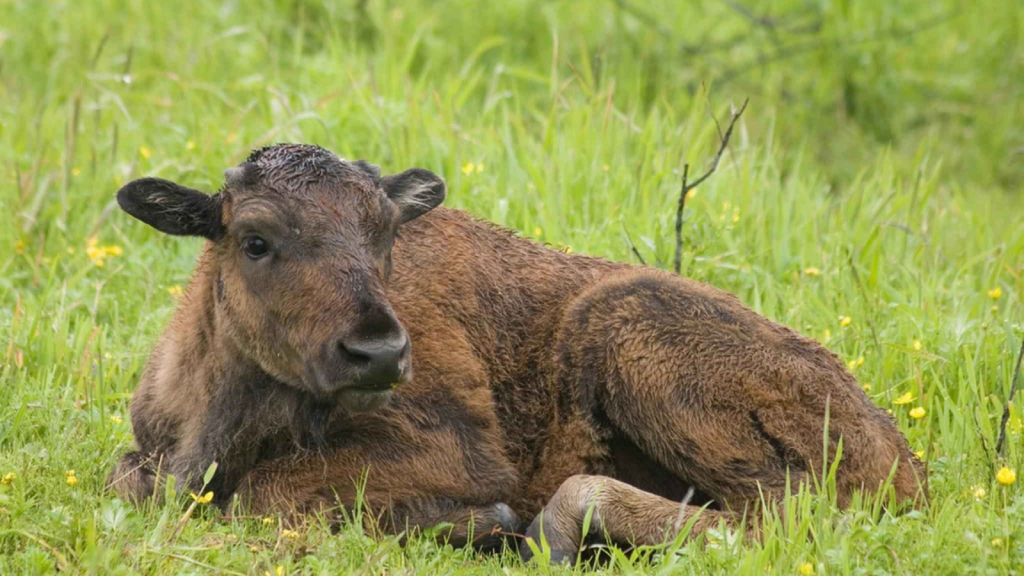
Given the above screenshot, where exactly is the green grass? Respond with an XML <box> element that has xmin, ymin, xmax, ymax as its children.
<box><xmin>1</xmin><ymin>0</ymin><xmax>1023</xmax><ymax>573</ymax></box>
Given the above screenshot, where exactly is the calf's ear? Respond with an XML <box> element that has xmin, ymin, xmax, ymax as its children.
<box><xmin>117</xmin><ymin>178</ymin><xmax>225</xmax><ymax>239</ymax></box>
<box><xmin>381</xmin><ymin>168</ymin><xmax>446</xmax><ymax>223</ymax></box>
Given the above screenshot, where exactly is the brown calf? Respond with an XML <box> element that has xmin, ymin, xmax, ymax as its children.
<box><xmin>108</xmin><ymin>144</ymin><xmax>925</xmax><ymax>563</ymax></box>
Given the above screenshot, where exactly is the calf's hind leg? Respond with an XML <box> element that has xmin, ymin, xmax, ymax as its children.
<box><xmin>520</xmin><ymin>475</ymin><xmax>733</xmax><ymax>564</ymax></box>
<box><xmin>555</xmin><ymin>271</ymin><xmax>923</xmax><ymax>513</ymax></box>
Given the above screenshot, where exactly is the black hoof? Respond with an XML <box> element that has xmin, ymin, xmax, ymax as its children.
<box><xmin>473</xmin><ymin>503</ymin><xmax>521</xmax><ymax>552</ymax></box>
<box><xmin>493</xmin><ymin>502</ymin><xmax>520</xmax><ymax>533</ymax></box>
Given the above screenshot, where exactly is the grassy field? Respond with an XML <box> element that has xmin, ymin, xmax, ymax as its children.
<box><xmin>1</xmin><ymin>0</ymin><xmax>1023</xmax><ymax>573</ymax></box>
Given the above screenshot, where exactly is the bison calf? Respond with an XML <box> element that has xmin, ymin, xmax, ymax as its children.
<box><xmin>108</xmin><ymin>144</ymin><xmax>925</xmax><ymax>563</ymax></box>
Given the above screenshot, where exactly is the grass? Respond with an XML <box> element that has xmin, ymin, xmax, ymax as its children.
<box><xmin>1</xmin><ymin>0</ymin><xmax>1022</xmax><ymax>573</ymax></box>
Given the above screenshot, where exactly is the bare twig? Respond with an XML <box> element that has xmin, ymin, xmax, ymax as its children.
<box><xmin>622</xmin><ymin>224</ymin><xmax>648</xmax><ymax>266</ymax></box>
<box><xmin>673</xmin><ymin>98</ymin><xmax>749</xmax><ymax>275</ymax></box>
<box><xmin>610</xmin><ymin>0</ymin><xmax>674</xmax><ymax>39</ymax></box>
<box><xmin>715</xmin><ymin>10</ymin><xmax>957</xmax><ymax>86</ymax></box>
<box><xmin>673</xmin><ymin>164</ymin><xmax>691</xmax><ymax>276</ymax></box>
<box><xmin>995</xmin><ymin>336</ymin><xmax>1024</xmax><ymax>456</ymax></box>
<box><xmin>613</xmin><ymin>0</ymin><xmax>822</xmax><ymax>58</ymax></box>
<box><xmin>720</xmin><ymin>0</ymin><xmax>778</xmax><ymax>29</ymax></box>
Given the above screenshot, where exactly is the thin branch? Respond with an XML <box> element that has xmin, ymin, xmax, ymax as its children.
<box><xmin>687</xmin><ymin>98</ymin><xmax>749</xmax><ymax>192</ymax></box>
<box><xmin>673</xmin><ymin>164</ymin><xmax>690</xmax><ymax>276</ymax></box>
<box><xmin>995</xmin><ymin>336</ymin><xmax>1024</xmax><ymax>456</ymax></box>
<box><xmin>622</xmin><ymin>224</ymin><xmax>648</xmax><ymax>266</ymax></box>
<box><xmin>715</xmin><ymin>9</ymin><xmax>957</xmax><ymax>86</ymax></box>
<box><xmin>673</xmin><ymin>98</ymin><xmax>749</xmax><ymax>276</ymax></box>
<box><xmin>720</xmin><ymin>0</ymin><xmax>778</xmax><ymax>29</ymax></box>
<box><xmin>610</xmin><ymin>0</ymin><xmax>674</xmax><ymax>39</ymax></box>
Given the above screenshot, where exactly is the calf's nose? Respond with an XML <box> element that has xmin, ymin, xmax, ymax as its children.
<box><xmin>339</xmin><ymin>336</ymin><xmax>409</xmax><ymax>390</ymax></box>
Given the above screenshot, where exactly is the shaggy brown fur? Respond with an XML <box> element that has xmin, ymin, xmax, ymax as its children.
<box><xmin>108</xmin><ymin>144</ymin><xmax>926</xmax><ymax>563</ymax></box>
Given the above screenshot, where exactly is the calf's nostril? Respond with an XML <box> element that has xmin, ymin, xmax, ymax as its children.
<box><xmin>338</xmin><ymin>341</ymin><xmax>372</xmax><ymax>366</ymax></box>
<box><xmin>338</xmin><ymin>337</ymin><xmax>409</xmax><ymax>389</ymax></box>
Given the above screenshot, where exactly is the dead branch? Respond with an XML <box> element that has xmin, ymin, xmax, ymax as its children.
<box><xmin>995</xmin><ymin>335</ymin><xmax>1024</xmax><ymax>457</ymax></box>
<box><xmin>622</xmin><ymin>224</ymin><xmax>648</xmax><ymax>266</ymax></box>
<box><xmin>715</xmin><ymin>9</ymin><xmax>957</xmax><ymax>86</ymax></box>
<box><xmin>673</xmin><ymin>98</ymin><xmax>749</xmax><ymax>275</ymax></box>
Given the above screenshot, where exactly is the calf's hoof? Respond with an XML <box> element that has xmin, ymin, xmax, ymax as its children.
<box><xmin>106</xmin><ymin>451</ymin><xmax>158</xmax><ymax>502</ymax></box>
<box><xmin>519</xmin><ymin>512</ymin><xmax>577</xmax><ymax>566</ymax></box>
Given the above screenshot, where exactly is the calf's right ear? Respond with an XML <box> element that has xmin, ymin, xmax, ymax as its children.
<box><xmin>117</xmin><ymin>178</ymin><xmax>225</xmax><ymax>240</ymax></box>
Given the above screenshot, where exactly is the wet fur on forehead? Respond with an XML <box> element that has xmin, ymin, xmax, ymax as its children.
<box><xmin>241</xmin><ymin>144</ymin><xmax>382</xmax><ymax>193</ymax></box>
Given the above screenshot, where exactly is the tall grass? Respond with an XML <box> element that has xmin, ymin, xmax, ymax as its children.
<box><xmin>1</xmin><ymin>0</ymin><xmax>1022</xmax><ymax>573</ymax></box>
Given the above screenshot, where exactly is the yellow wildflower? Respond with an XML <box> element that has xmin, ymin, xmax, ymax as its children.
<box><xmin>602</xmin><ymin>165</ymin><xmax>610</xmax><ymax>172</ymax></box>
<box><xmin>534</xmin><ymin>227</ymin><xmax>543</xmax><ymax>237</ymax></box>
<box><xmin>277</xmin><ymin>567</ymin><xmax>284</xmax><ymax>576</ymax></box>
<box><xmin>225</xmin><ymin>132</ymin><xmax>238</xmax><ymax>144</ymax></box>
<box><xmin>992</xmin><ymin>538</ymin><xmax>1003</xmax><ymax>548</ymax></box>
<box><xmin>840</xmin><ymin>316</ymin><xmax>852</xmax><ymax>327</ymax></box>
<box><xmin>190</xmin><ymin>491</ymin><xmax>214</xmax><ymax>504</ymax></box>
<box><xmin>972</xmin><ymin>485</ymin><xmax>986</xmax><ymax>499</ymax></box>
<box><xmin>857</xmin><ymin>356</ymin><xmax>865</xmax><ymax>366</ymax></box>
<box><xmin>1</xmin><ymin>472</ymin><xmax>15</xmax><ymax>485</ymax></box>
<box><xmin>462</xmin><ymin>163</ymin><xmax>474</xmax><ymax>175</ymax></box>
<box><xmin>71</xmin><ymin>167</ymin><xmax>81</xmax><ymax>176</ymax></box>
<box><xmin>1010</xmin><ymin>416</ymin><xmax>1024</xmax><ymax>434</ymax></box>
<box><xmin>86</xmin><ymin>237</ymin><xmax>123</xmax><ymax>267</ymax></box>
<box><xmin>732</xmin><ymin>208</ymin><xmax>740</xmax><ymax>223</ymax></box>
<box><xmin>798</xmin><ymin>562</ymin><xmax>814</xmax><ymax>575</ymax></box>
<box><xmin>909</xmin><ymin>407</ymin><xmax>926</xmax><ymax>419</ymax></box>
<box><xmin>822</xmin><ymin>329</ymin><xmax>831</xmax><ymax>342</ymax></box>
<box><xmin>109</xmin><ymin>414</ymin><xmax>123</xmax><ymax>424</ymax></box>
<box><xmin>186</xmin><ymin>140</ymin><xmax>195</xmax><ymax>150</ymax></box>
<box><xmin>803</xmin><ymin>267</ymin><xmax>820</xmax><ymax>276</ymax></box>
<box><xmin>168</xmin><ymin>285</ymin><xmax>184</xmax><ymax>298</ymax></box>
<box><xmin>281</xmin><ymin>529</ymin><xmax>299</xmax><ymax>539</ymax></box>
<box><xmin>14</xmin><ymin>239</ymin><xmax>25</xmax><ymax>255</ymax></box>
<box><xmin>988</xmin><ymin>287</ymin><xmax>1002</xmax><ymax>299</ymax></box>
<box><xmin>915</xmin><ymin>450</ymin><xmax>925</xmax><ymax>459</ymax></box>
<box><xmin>475</xmin><ymin>163</ymin><xmax>484</xmax><ymax>173</ymax></box>
<box><xmin>263</xmin><ymin>516</ymin><xmax>275</xmax><ymax>525</ymax></box>
<box><xmin>847</xmin><ymin>359</ymin><xmax>857</xmax><ymax>371</ymax></box>
<box><xmin>66</xmin><ymin>470</ymin><xmax>78</xmax><ymax>486</ymax></box>
<box><xmin>997</xmin><ymin>466</ymin><xmax>1016</xmax><ymax>485</ymax></box>
<box><xmin>862</xmin><ymin>383</ymin><xmax>872</xmax><ymax>392</ymax></box>
<box><xmin>139</xmin><ymin>147</ymin><xmax>151</xmax><ymax>159</ymax></box>
<box><xmin>913</xmin><ymin>339</ymin><xmax>922</xmax><ymax>351</ymax></box>
<box><xmin>892</xmin><ymin>392</ymin><xmax>914</xmax><ymax>405</ymax></box>
<box><xmin>685</xmin><ymin>188</ymin><xmax>696</xmax><ymax>200</ymax></box>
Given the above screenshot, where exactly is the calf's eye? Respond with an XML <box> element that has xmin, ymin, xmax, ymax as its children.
<box><xmin>242</xmin><ymin>236</ymin><xmax>269</xmax><ymax>260</ymax></box>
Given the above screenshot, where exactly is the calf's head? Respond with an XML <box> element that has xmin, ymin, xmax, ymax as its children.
<box><xmin>117</xmin><ymin>144</ymin><xmax>445</xmax><ymax>413</ymax></box>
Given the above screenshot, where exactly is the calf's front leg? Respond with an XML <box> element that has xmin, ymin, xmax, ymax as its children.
<box><xmin>232</xmin><ymin>440</ymin><xmax>521</xmax><ymax>550</ymax></box>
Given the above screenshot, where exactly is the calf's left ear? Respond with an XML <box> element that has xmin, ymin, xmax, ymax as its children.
<box><xmin>381</xmin><ymin>168</ymin><xmax>446</xmax><ymax>223</ymax></box>
<box><xmin>117</xmin><ymin>178</ymin><xmax>225</xmax><ymax>239</ymax></box>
